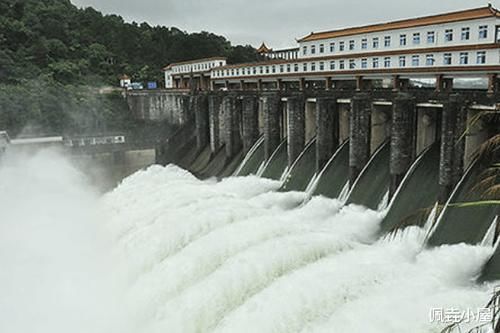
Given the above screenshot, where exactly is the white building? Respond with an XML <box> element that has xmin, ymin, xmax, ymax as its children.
<box><xmin>119</xmin><ymin>74</ymin><xmax>131</xmax><ymax>88</ymax></box>
<box><xmin>163</xmin><ymin>57</ymin><xmax>227</xmax><ymax>89</ymax></box>
<box><xmin>257</xmin><ymin>43</ymin><xmax>299</xmax><ymax>60</ymax></box>
<box><xmin>210</xmin><ymin>6</ymin><xmax>500</xmax><ymax>84</ymax></box>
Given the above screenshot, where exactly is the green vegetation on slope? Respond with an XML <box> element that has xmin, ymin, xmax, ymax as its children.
<box><xmin>0</xmin><ymin>0</ymin><xmax>260</xmax><ymax>136</ymax></box>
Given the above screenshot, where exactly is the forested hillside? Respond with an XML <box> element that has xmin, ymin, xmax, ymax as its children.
<box><xmin>0</xmin><ymin>0</ymin><xmax>259</xmax><ymax>136</ymax></box>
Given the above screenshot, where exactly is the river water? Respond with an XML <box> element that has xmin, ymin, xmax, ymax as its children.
<box><xmin>0</xmin><ymin>149</ymin><xmax>496</xmax><ymax>333</ymax></box>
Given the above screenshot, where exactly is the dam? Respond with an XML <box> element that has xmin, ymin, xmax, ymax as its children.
<box><xmin>124</xmin><ymin>6</ymin><xmax>500</xmax><ymax>332</ymax></box>
<box><xmin>1</xmin><ymin>5</ymin><xmax>500</xmax><ymax>333</ymax></box>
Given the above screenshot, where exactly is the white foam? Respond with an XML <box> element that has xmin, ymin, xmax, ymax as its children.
<box><xmin>1</xmin><ymin>152</ymin><xmax>496</xmax><ymax>333</ymax></box>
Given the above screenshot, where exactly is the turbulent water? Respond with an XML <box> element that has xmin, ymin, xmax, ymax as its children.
<box><xmin>0</xmin><ymin>149</ymin><xmax>497</xmax><ymax>333</ymax></box>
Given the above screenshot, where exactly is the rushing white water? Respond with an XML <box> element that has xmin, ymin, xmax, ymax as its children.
<box><xmin>0</xmin><ymin>149</ymin><xmax>496</xmax><ymax>333</ymax></box>
<box><xmin>0</xmin><ymin>150</ymin><xmax>132</xmax><ymax>333</ymax></box>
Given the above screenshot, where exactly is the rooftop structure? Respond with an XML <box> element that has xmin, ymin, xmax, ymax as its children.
<box><xmin>162</xmin><ymin>6</ymin><xmax>500</xmax><ymax>91</ymax></box>
<box><xmin>163</xmin><ymin>57</ymin><xmax>227</xmax><ymax>89</ymax></box>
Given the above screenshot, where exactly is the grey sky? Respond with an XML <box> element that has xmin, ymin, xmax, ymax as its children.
<box><xmin>71</xmin><ymin>0</ymin><xmax>500</xmax><ymax>49</ymax></box>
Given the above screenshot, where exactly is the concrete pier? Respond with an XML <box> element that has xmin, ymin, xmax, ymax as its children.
<box><xmin>193</xmin><ymin>94</ymin><xmax>209</xmax><ymax>152</ymax></box>
<box><xmin>208</xmin><ymin>94</ymin><xmax>223</xmax><ymax>153</ymax></box>
<box><xmin>390</xmin><ymin>93</ymin><xmax>417</xmax><ymax>196</ymax></box>
<box><xmin>241</xmin><ymin>96</ymin><xmax>260</xmax><ymax>154</ymax></box>
<box><xmin>439</xmin><ymin>94</ymin><xmax>467</xmax><ymax>202</ymax></box>
<box><xmin>262</xmin><ymin>93</ymin><xmax>282</xmax><ymax>160</ymax></box>
<box><xmin>221</xmin><ymin>94</ymin><xmax>242</xmax><ymax>159</ymax></box>
<box><xmin>316</xmin><ymin>97</ymin><xmax>339</xmax><ymax>171</ymax></box>
<box><xmin>287</xmin><ymin>95</ymin><xmax>306</xmax><ymax>166</ymax></box>
<box><xmin>349</xmin><ymin>93</ymin><xmax>372</xmax><ymax>185</ymax></box>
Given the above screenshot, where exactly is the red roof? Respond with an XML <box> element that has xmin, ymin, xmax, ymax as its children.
<box><xmin>299</xmin><ymin>6</ymin><xmax>500</xmax><ymax>42</ymax></box>
<box><xmin>257</xmin><ymin>42</ymin><xmax>272</xmax><ymax>54</ymax></box>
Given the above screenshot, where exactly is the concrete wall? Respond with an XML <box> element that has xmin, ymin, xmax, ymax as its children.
<box><xmin>305</xmin><ymin>101</ymin><xmax>317</xmax><ymax>143</ymax></box>
<box><xmin>127</xmin><ymin>90</ymin><xmax>189</xmax><ymax>125</ymax></box>
<box><xmin>371</xmin><ymin>105</ymin><xmax>391</xmax><ymax>154</ymax></box>
<box><xmin>416</xmin><ymin>107</ymin><xmax>440</xmax><ymax>155</ymax></box>
<box><xmin>338</xmin><ymin>104</ymin><xmax>351</xmax><ymax>144</ymax></box>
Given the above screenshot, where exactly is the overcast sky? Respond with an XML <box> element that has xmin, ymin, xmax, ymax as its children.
<box><xmin>71</xmin><ymin>0</ymin><xmax>500</xmax><ymax>49</ymax></box>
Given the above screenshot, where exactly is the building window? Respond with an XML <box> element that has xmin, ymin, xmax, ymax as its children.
<box><xmin>427</xmin><ymin>31</ymin><xmax>435</xmax><ymax>43</ymax></box>
<box><xmin>303</xmin><ymin>46</ymin><xmax>307</xmax><ymax>55</ymax></box>
<box><xmin>461</xmin><ymin>27</ymin><xmax>470</xmax><ymax>40</ymax></box>
<box><xmin>311</xmin><ymin>45</ymin><xmax>316</xmax><ymax>54</ymax></box>
<box><xmin>265</xmin><ymin>66</ymin><xmax>270</xmax><ymax>74</ymax></box>
<box><xmin>339</xmin><ymin>60</ymin><xmax>345</xmax><ymax>69</ymax></box>
<box><xmin>445</xmin><ymin>29</ymin><xmax>453</xmax><ymax>42</ymax></box>
<box><xmin>412</xmin><ymin>55</ymin><xmax>420</xmax><ymax>66</ymax></box>
<box><xmin>384</xmin><ymin>57</ymin><xmax>391</xmax><ymax>68</ymax></box>
<box><xmin>303</xmin><ymin>63</ymin><xmax>308</xmax><ymax>71</ymax></box>
<box><xmin>272</xmin><ymin>65</ymin><xmax>276</xmax><ymax>73</ymax></box>
<box><xmin>259</xmin><ymin>66</ymin><xmax>263</xmax><ymax>74</ymax></box>
<box><xmin>236</xmin><ymin>69</ymin><xmax>239</xmax><ymax>75</ymax></box>
<box><xmin>384</xmin><ymin>36</ymin><xmax>391</xmax><ymax>47</ymax></box>
<box><xmin>361</xmin><ymin>58</ymin><xmax>368</xmax><ymax>68</ymax></box>
<box><xmin>373</xmin><ymin>37</ymin><xmax>379</xmax><ymax>48</ymax></box>
<box><xmin>413</xmin><ymin>33</ymin><xmax>420</xmax><ymax>44</ymax></box>
<box><xmin>479</xmin><ymin>25</ymin><xmax>488</xmax><ymax>39</ymax></box>
<box><xmin>280</xmin><ymin>65</ymin><xmax>284</xmax><ymax>73</ymax></box>
<box><xmin>400</xmin><ymin>34</ymin><xmax>407</xmax><ymax>46</ymax></box>
<box><xmin>311</xmin><ymin>62</ymin><xmax>316</xmax><ymax>71</ymax></box>
<box><xmin>443</xmin><ymin>53</ymin><xmax>452</xmax><ymax>65</ymax></box>
<box><xmin>399</xmin><ymin>56</ymin><xmax>406</xmax><ymax>67</ymax></box>
<box><xmin>477</xmin><ymin>51</ymin><xmax>486</xmax><ymax>64</ymax></box>
<box><xmin>294</xmin><ymin>64</ymin><xmax>299</xmax><ymax>72</ymax></box>
<box><xmin>460</xmin><ymin>52</ymin><xmax>469</xmax><ymax>64</ymax></box>
<box><xmin>425</xmin><ymin>54</ymin><xmax>435</xmax><ymax>66</ymax></box>
<box><xmin>319</xmin><ymin>62</ymin><xmax>325</xmax><ymax>70</ymax></box>
<box><xmin>330</xmin><ymin>61</ymin><xmax>336</xmax><ymax>70</ymax></box>
<box><xmin>349</xmin><ymin>59</ymin><xmax>356</xmax><ymax>69</ymax></box>
<box><xmin>319</xmin><ymin>44</ymin><xmax>324</xmax><ymax>53</ymax></box>
<box><xmin>330</xmin><ymin>42</ymin><xmax>335</xmax><ymax>52</ymax></box>
<box><xmin>231</xmin><ymin>69</ymin><xmax>235</xmax><ymax>76</ymax></box>
<box><xmin>253</xmin><ymin>67</ymin><xmax>257</xmax><ymax>74</ymax></box>
<box><xmin>361</xmin><ymin>38</ymin><xmax>368</xmax><ymax>49</ymax></box>
<box><xmin>339</xmin><ymin>41</ymin><xmax>345</xmax><ymax>51</ymax></box>
<box><xmin>349</xmin><ymin>40</ymin><xmax>355</xmax><ymax>50</ymax></box>
<box><xmin>372</xmin><ymin>58</ymin><xmax>379</xmax><ymax>68</ymax></box>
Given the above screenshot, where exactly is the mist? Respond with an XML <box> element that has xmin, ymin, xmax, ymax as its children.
<box><xmin>0</xmin><ymin>149</ymin><xmax>131</xmax><ymax>333</ymax></box>
<box><xmin>0</xmin><ymin>148</ymin><xmax>495</xmax><ymax>332</ymax></box>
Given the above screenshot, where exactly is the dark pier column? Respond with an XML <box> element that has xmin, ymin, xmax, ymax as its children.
<box><xmin>349</xmin><ymin>93</ymin><xmax>372</xmax><ymax>185</ymax></box>
<box><xmin>439</xmin><ymin>94</ymin><xmax>467</xmax><ymax>203</ymax></box>
<box><xmin>488</xmin><ymin>74</ymin><xmax>498</xmax><ymax>95</ymax></box>
<box><xmin>287</xmin><ymin>95</ymin><xmax>306</xmax><ymax>166</ymax></box>
<box><xmin>208</xmin><ymin>94</ymin><xmax>223</xmax><ymax>153</ymax></box>
<box><xmin>299</xmin><ymin>78</ymin><xmax>306</xmax><ymax>91</ymax></box>
<box><xmin>241</xmin><ymin>95</ymin><xmax>260</xmax><ymax>155</ymax></box>
<box><xmin>436</xmin><ymin>75</ymin><xmax>453</xmax><ymax>93</ymax></box>
<box><xmin>277</xmin><ymin>79</ymin><xmax>283</xmax><ymax>92</ymax></box>
<box><xmin>262</xmin><ymin>93</ymin><xmax>281</xmax><ymax>160</ymax></box>
<box><xmin>325</xmin><ymin>77</ymin><xmax>333</xmax><ymax>91</ymax></box>
<box><xmin>316</xmin><ymin>96</ymin><xmax>339</xmax><ymax>171</ymax></box>
<box><xmin>222</xmin><ymin>94</ymin><xmax>242</xmax><ymax>159</ymax></box>
<box><xmin>183</xmin><ymin>95</ymin><xmax>194</xmax><ymax>123</ymax></box>
<box><xmin>193</xmin><ymin>94</ymin><xmax>209</xmax><ymax>152</ymax></box>
<box><xmin>389</xmin><ymin>93</ymin><xmax>417</xmax><ymax>196</ymax></box>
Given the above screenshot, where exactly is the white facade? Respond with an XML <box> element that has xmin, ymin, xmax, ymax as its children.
<box><xmin>210</xmin><ymin>7</ymin><xmax>500</xmax><ymax>81</ymax></box>
<box><xmin>120</xmin><ymin>77</ymin><xmax>131</xmax><ymax>88</ymax></box>
<box><xmin>265</xmin><ymin>48</ymin><xmax>300</xmax><ymax>60</ymax></box>
<box><xmin>298</xmin><ymin>18</ymin><xmax>500</xmax><ymax>59</ymax></box>
<box><xmin>164</xmin><ymin>57</ymin><xmax>227</xmax><ymax>88</ymax></box>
